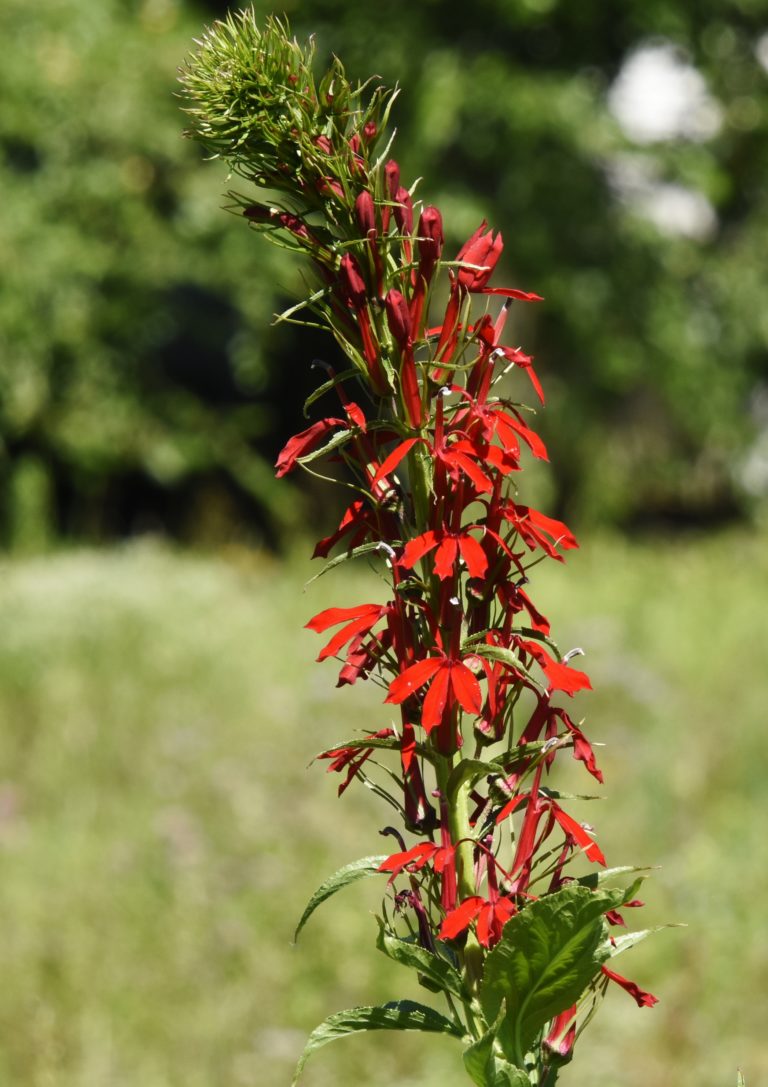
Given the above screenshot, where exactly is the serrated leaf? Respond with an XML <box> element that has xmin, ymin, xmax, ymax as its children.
<box><xmin>294</xmin><ymin>856</ymin><xmax>387</xmax><ymax>942</ymax></box>
<box><xmin>313</xmin><ymin>733</ymin><xmax>431</xmax><ymax>763</ymax></box>
<box><xmin>604</xmin><ymin>923</ymin><xmax>682</xmax><ymax>959</ymax></box>
<box><xmin>292</xmin><ymin>1001</ymin><xmax>464</xmax><ymax>1085</ymax></box>
<box><xmin>576</xmin><ymin>865</ymin><xmax>654</xmax><ymax>891</ymax></box>
<box><xmin>376</xmin><ymin>922</ymin><xmax>467</xmax><ymax>999</ymax></box>
<box><xmin>463</xmin><ymin>1031</ymin><xmax>531</xmax><ymax>1087</ymax></box>
<box><xmin>297</xmin><ymin>426</ymin><xmax>355</xmax><ymax>464</ymax></box>
<box><xmin>471</xmin><ymin>644</ymin><xmax>524</xmax><ymax>670</ymax></box>
<box><xmin>305</xmin><ymin>541</ymin><xmax>388</xmax><ymax>587</ymax></box>
<box><xmin>494</xmin><ymin>1061</ymin><xmax>531</xmax><ymax>1087</ymax></box>
<box><xmin>463</xmin><ymin>1030</ymin><xmax>496</xmax><ymax>1087</ymax></box>
<box><xmin>471</xmin><ymin>644</ymin><xmax>539</xmax><ymax>688</ymax></box>
<box><xmin>480</xmin><ymin>885</ymin><xmax>618</xmax><ymax>1064</ymax></box>
<box><xmin>303</xmin><ymin>367</ymin><xmax>359</xmax><ymax>417</ymax></box>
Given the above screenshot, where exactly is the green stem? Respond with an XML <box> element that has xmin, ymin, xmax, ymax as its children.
<box><xmin>434</xmin><ymin>750</ymin><xmax>484</xmax><ymax>1000</ymax></box>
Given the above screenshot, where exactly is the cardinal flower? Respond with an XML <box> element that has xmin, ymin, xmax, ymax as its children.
<box><xmin>385</xmin><ymin>651</ymin><xmax>482</xmax><ymax>732</ymax></box>
<box><xmin>455</xmin><ymin>221</ymin><xmax>543</xmax><ymax>300</ymax></box>
<box><xmin>601</xmin><ymin>966</ymin><xmax>658</xmax><ymax>1008</ymax></box>
<box><xmin>399</xmin><ymin>526</ymin><xmax>489</xmax><ymax>581</ymax></box>
<box><xmin>305</xmin><ymin>602</ymin><xmax>389</xmax><ymax>661</ymax></box>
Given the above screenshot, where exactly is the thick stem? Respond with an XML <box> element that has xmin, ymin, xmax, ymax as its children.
<box><xmin>434</xmin><ymin>749</ymin><xmax>484</xmax><ymax>999</ymax></box>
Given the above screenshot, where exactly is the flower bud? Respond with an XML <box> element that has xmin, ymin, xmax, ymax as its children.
<box><xmin>384</xmin><ymin>159</ymin><xmax>400</xmax><ymax>199</ymax></box>
<box><xmin>355</xmin><ymin>190</ymin><xmax>376</xmax><ymax>237</ymax></box>
<box><xmin>393</xmin><ymin>186</ymin><xmax>413</xmax><ymax>235</ymax></box>
<box><xmin>339</xmin><ymin>253</ymin><xmax>368</xmax><ymax>309</ymax></box>
<box><xmin>417</xmin><ymin>205</ymin><xmax>444</xmax><ymax>282</ymax></box>
<box><xmin>385</xmin><ymin>288</ymin><xmax>412</xmax><ymax>349</ymax></box>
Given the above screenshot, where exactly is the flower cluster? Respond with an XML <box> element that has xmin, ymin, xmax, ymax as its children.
<box><xmin>181</xmin><ymin>14</ymin><xmax>658</xmax><ymax>1086</ymax></box>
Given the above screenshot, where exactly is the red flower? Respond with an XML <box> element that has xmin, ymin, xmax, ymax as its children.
<box><xmin>400</xmin><ymin>527</ymin><xmax>488</xmax><ymax>581</ymax></box>
<box><xmin>378</xmin><ymin>840</ymin><xmax>454</xmax><ymax>882</ymax></box>
<box><xmin>601</xmin><ymin>966</ymin><xmax>659</xmax><ymax>1008</ymax></box>
<box><xmin>551</xmin><ymin>803</ymin><xmax>606</xmax><ymax>866</ymax></box>
<box><xmin>543</xmin><ymin>1006</ymin><xmax>577</xmax><ymax>1063</ymax></box>
<box><xmin>501</xmin><ymin>503</ymin><xmax>579</xmax><ymax>560</ymax></box>
<box><xmin>516</xmin><ymin>638</ymin><xmax>592</xmax><ymax>696</ymax></box>
<box><xmin>385</xmin><ymin>652</ymin><xmax>482</xmax><ymax>732</ymax></box>
<box><xmin>440</xmin><ymin>893</ymin><xmax>516</xmax><ymax>948</ymax></box>
<box><xmin>305</xmin><ymin>602</ymin><xmax>388</xmax><ymax>661</ymax></box>
<box><xmin>455</xmin><ymin>221</ymin><xmax>543</xmax><ymax>300</ymax></box>
<box><xmin>275</xmin><ymin>418</ymin><xmax>344</xmax><ymax>478</ymax></box>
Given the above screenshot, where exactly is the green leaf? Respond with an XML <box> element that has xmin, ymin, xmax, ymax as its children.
<box><xmin>471</xmin><ymin>644</ymin><xmax>524</xmax><ymax>670</ymax></box>
<box><xmin>376</xmin><ymin>922</ymin><xmax>467</xmax><ymax>999</ymax></box>
<box><xmin>737</xmin><ymin>1071</ymin><xmax>746</xmax><ymax>1087</ymax></box>
<box><xmin>292</xmin><ymin>1001</ymin><xmax>464</xmax><ymax>1085</ymax></box>
<box><xmin>294</xmin><ymin>856</ymin><xmax>387</xmax><ymax>942</ymax></box>
<box><xmin>447</xmin><ymin>757</ymin><xmax>505</xmax><ymax>799</ymax></box>
<box><xmin>304</xmin><ymin>540</ymin><xmax>388</xmax><ymax>587</ymax></box>
<box><xmin>471</xmin><ymin>644</ymin><xmax>540</xmax><ymax>688</ymax></box>
<box><xmin>576</xmin><ymin>865</ymin><xmax>654</xmax><ymax>890</ymax></box>
<box><xmin>604</xmin><ymin>924</ymin><xmax>682</xmax><ymax>960</ymax></box>
<box><xmin>480</xmin><ymin>885</ymin><xmax>617</xmax><ymax>1064</ymax></box>
<box><xmin>494</xmin><ymin>1061</ymin><xmax>531</xmax><ymax>1087</ymax></box>
<box><xmin>463</xmin><ymin>1030</ymin><xmax>531</xmax><ymax>1087</ymax></box>
<box><xmin>303</xmin><ymin>367</ymin><xmax>359</xmax><ymax>417</ymax></box>
<box><xmin>296</xmin><ymin>426</ymin><xmax>355</xmax><ymax>465</ymax></box>
<box><xmin>463</xmin><ymin>1030</ymin><xmax>497</xmax><ymax>1087</ymax></box>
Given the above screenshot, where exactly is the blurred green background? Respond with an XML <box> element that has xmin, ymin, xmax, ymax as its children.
<box><xmin>1</xmin><ymin>0</ymin><xmax>767</xmax><ymax>1084</ymax></box>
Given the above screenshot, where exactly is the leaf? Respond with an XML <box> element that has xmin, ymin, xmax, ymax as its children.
<box><xmin>471</xmin><ymin>643</ymin><xmax>538</xmax><ymax>687</ymax></box>
<box><xmin>296</xmin><ymin>426</ymin><xmax>355</xmax><ymax>464</ymax></box>
<box><xmin>494</xmin><ymin>1061</ymin><xmax>531</xmax><ymax>1087</ymax></box>
<box><xmin>313</xmin><ymin>733</ymin><xmax>426</xmax><ymax>762</ymax></box>
<box><xmin>292</xmin><ymin>1001</ymin><xmax>464</xmax><ymax>1085</ymax></box>
<box><xmin>576</xmin><ymin>865</ymin><xmax>654</xmax><ymax>891</ymax></box>
<box><xmin>604</xmin><ymin>924</ymin><xmax>683</xmax><ymax>959</ymax></box>
<box><xmin>294</xmin><ymin>856</ymin><xmax>387</xmax><ymax>942</ymax></box>
<box><xmin>480</xmin><ymin>885</ymin><xmax>618</xmax><ymax>1064</ymax></box>
<box><xmin>303</xmin><ymin>366</ymin><xmax>359</xmax><ymax>417</ymax></box>
<box><xmin>376</xmin><ymin>922</ymin><xmax>467</xmax><ymax>999</ymax></box>
<box><xmin>447</xmin><ymin>758</ymin><xmax>505</xmax><ymax>800</ymax></box>
<box><xmin>463</xmin><ymin>1030</ymin><xmax>530</xmax><ymax>1087</ymax></box>
<box><xmin>304</xmin><ymin>541</ymin><xmax>388</xmax><ymax>587</ymax></box>
<box><xmin>463</xmin><ymin>1030</ymin><xmax>497</xmax><ymax>1087</ymax></box>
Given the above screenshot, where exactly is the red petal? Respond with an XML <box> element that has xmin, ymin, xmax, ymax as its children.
<box><xmin>481</xmin><ymin>287</ymin><xmax>544</xmax><ymax>302</ymax></box>
<box><xmin>433</xmin><ymin>536</ymin><xmax>459</xmax><ymax>580</ymax></box>
<box><xmin>400</xmin><ymin>351</ymin><xmax>424</xmax><ymax>428</ymax></box>
<box><xmin>527</xmin><ymin>508</ymin><xmax>579</xmax><ymax>553</ymax></box>
<box><xmin>370</xmin><ymin>438</ymin><xmax>419</xmax><ymax>491</ymax></box>
<box><xmin>317</xmin><ymin>611</ymin><xmax>383</xmax><ymax>661</ymax></box>
<box><xmin>458</xmin><ymin>534</ymin><xmax>488</xmax><ymax>579</ymax></box>
<box><xmin>400</xmin><ymin>530</ymin><xmax>439</xmax><ymax>570</ymax></box>
<box><xmin>422</xmin><ymin>665</ymin><xmax>451</xmax><ymax>731</ymax></box>
<box><xmin>440</xmin><ymin>896</ymin><xmax>485</xmax><ymax>940</ymax></box>
<box><xmin>385</xmin><ymin>656</ymin><xmax>443</xmax><ymax>704</ymax></box>
<box><xmin>275</xmin><ymin>418</ymin><xmax>343</xmax><ymax>477</ymax></box>
<box><xmin>450</xmin><ymin>662</ymin><xmax>482</xmax><ymax>717</ymax></box>
<box><xmin>601</xmin><ymin>966</ymin><xmax>658</xmax><ymax>1008</ymax></box>
<box><xmin>447</xmin><ymin>450</ymin><xmax>493</xmax><ymax>493</ymax></box>
<box><xmin>306</xmin><ymin>603</ymin><xmax>382</xmax><ymax>634</ymax></box>
<box><xmin>345</xmin><ymin>402</ymin><xmax>367</xmax><ymax>431</ymax></box>
<box><xmin>552</xmin><ymin>804</ymin><xmax>606</xmax><ymax>866</ymax></box>
<box><xmin>495</xmin><ymin>792</ymin><xmax>527</xmax><ymax>825</ymax></box>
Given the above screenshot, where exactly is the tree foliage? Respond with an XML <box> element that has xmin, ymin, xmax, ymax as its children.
<box><xmin>2</xmin><ymin>0</ymin><xmax>768</xmax><ymax>545</ymax></box>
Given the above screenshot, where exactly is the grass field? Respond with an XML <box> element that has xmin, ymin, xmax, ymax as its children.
<box><xmin>0</xmin><ymin>533</ymin><xmax>765</xmax><ymax>1087</ymax></box>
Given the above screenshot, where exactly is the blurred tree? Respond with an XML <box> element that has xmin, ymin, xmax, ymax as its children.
<box><xmin>0</xmin><ymin>0</ymin><xmax>305</xmax><ymax>546</ymax></box>
<box><xmin>2</xmin><ymin>0</ymin><xmax>767</xmax><ymax>545</ymax></box>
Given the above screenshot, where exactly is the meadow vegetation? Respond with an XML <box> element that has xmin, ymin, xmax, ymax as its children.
<box><xmin>0</xmin><ymin>534</ymin><xmax>764</xmax><ymax>1086</ymax></box>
